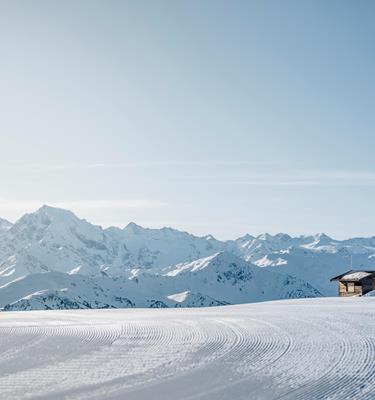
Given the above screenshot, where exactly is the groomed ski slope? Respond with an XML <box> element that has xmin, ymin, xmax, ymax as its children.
<box><xmin>1</xmin><ymin>298</ymin><xmax>375</xmax><ymax>400</ymax></box>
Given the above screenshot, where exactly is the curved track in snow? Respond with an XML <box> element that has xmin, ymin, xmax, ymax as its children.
<box><xmin>1</xmin><ymin>298</ymin><xmax>375</xmax><ymax>399</ymax></box>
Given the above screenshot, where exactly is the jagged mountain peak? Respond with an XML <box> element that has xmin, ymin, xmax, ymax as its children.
<box><xmin>253</xmin><ymin>233</ymin><xmax>293</xmax><ymax>243</ymax></box>
<box><xmin>0</xmin><ymin>206</ymin><xmax>118</xmax><ymax>284</ymax></box>
<box><xmin>274</xmin><ymin>233</ymin><xmax>293</xmax><ymax>241</ymax></box>
<box><xmin>36</xmin><ymin>204</ymin><xmax>78</xmax><ymax>219</ymax></box>
<box><xmin>12</xmin><ymin>204</ymin><xmax>83</xmax><ymax>230</ymax></box>
<box><xmin>7</xmin><ymin>205</ymin><xmax>105</xmax><ymax>247</ymax></box>
<box><xmin>203</xmin><ymin>234</ymin><xmax>217</xmax><ymax>241</ymax></box>
<box><xmin>256</xmin><ymin>233</ymin><xmax>273</xmax><ymax>241</ymax></box>
<box><xmin>234</xmin><ymin>233</ymin><xmax>255</xmax><ymax>243</ymax></box>
<box><xmin>123</xmin><ymin>222</ymin><xmax>186</xmax><ymax>237</ymax></box>
<box><xmin>124</xmin><ymin>223</ymin><xmax>200</xmax><ymax>239</ymax></box>
<box><xmin>124</xmin><ymin>221</ymin><xmax>144</xmax><ymax>232</ymax></box>
<box><xmin>38</xmin><ymin>204</ymin><xmax>67</xmax><ymax>213</ymax></box>
<box><xmin>313</xmin><ymin>232</ymin><xmax>333</xmax><ymax>242</ymax></box>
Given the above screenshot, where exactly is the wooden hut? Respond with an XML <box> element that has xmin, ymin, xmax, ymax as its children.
<box><xmin>330</xmin><ymin>270</ymin><xmax>375</xmax><ymax>297</ymax></box>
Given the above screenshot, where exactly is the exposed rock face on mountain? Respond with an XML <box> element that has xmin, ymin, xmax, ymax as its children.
<box><xmin>1</xmin><ymin>205</ymin><xmax>374</xmax><ymax>310</ymax></box>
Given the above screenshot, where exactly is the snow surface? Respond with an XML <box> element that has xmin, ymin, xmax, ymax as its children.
<box><xmin>0</xmin><ymin>298</ymin><xmax>375</xmax><ymax>399</ymax></box>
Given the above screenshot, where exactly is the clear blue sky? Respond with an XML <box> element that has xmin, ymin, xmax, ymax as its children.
<box><xmin>0</xmin><ymin>0</ymin><xmax>374</xmax><ymax>239</ymax></box>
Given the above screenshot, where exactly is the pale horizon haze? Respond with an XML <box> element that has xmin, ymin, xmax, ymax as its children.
<box><xmin>1</xmin><ymin>0</ymin><xmax>375</xmax><ymax>240</ymax></box>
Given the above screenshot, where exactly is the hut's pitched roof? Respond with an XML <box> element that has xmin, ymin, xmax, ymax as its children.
<box><xmin>330</xmin><ymin>270</ymin><xmax>375</xmax><ymax>282</ymax></box>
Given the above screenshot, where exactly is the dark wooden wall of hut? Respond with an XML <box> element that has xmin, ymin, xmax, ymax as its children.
<box><xmin>339</xmin><ymin>278</ymin><xmax>375</xmax><ymax>297</ymax></box>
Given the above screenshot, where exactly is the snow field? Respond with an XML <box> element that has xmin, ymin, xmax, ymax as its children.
<box><xmin>0</xmin><ymin>298</ymin><xmax>375</xmax><ymax>399</ymax></box>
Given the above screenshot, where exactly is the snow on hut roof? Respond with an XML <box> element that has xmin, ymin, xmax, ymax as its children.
<box><xmin>331</xmin><ymin>270</ymin><xmax>375</xmax><ymax>282</ymax></box>
<box><xmin>340</xmin><ymin>271</ymin><xmax>375</xmax><ymax>281</ymax></box>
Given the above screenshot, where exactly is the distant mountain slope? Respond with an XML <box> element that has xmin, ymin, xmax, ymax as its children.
<box><xmin>231</xmin><ymin>233</ymin><xmax>375</xmax><ymax>295</ymax></box>
<box><xmin>0</xmin><ymin>270</ymin><xmax>231</xmax><ymax>310</ymax></box>
<box><xmin>1</xmin><ymin>204</ymin><xmax>375</xmax><ymax>310</ymax></box>
<box><xmin>0</xmin><ymin>252</ymin><xmax>321</xmax><ymax>311</ymax></box>
<box><xmin>0</xmin><ymin>217</ymin><xmax>12</xmax><ymax>233</ymax></box>
<box><xmin>0</xmin><ymin>272</ymin><xmax>135</xmax><ymax>310</ymax></box>
<box><xmin>0</xmin><ymin>206</ymin><xmax>125</xmax><ymax>283</ymax></box>
<box><xmin>0</xmin><ymin>206</ymin><xmax>225</xmax><ymax>286</ymax></box>
<box><xmin>121</xmin><ymin>221</ymin><xmax>224</xmax><ymax>269</ymax></box>
<box><xmin>161</xmin><ymin>252</ymin><xmax>322</xmax><ymax>303</ymax></box>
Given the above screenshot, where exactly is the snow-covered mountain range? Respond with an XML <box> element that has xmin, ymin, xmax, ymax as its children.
<box><xmin>1</xmin><ymin>205</ymin><xmax>374</xmax><ymax>310</ymax></box>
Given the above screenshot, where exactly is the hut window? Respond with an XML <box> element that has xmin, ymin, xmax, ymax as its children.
<box><xmin>347</xmin><ymin>282</ymin><xmax>355</xmax><ymax>293</ymax></box>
